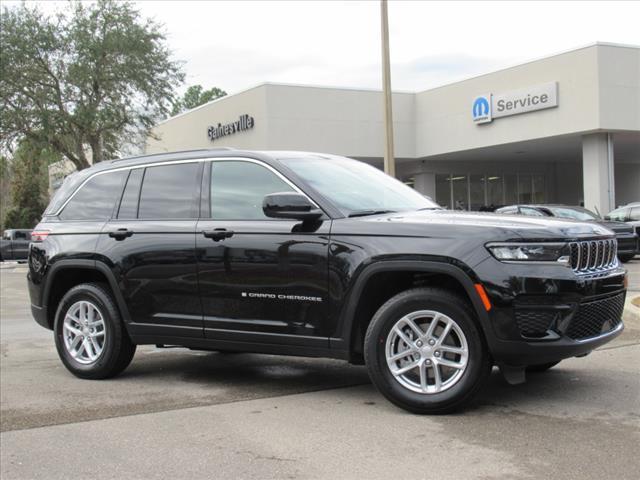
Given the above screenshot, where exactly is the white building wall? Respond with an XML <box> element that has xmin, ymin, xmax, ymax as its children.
<box><xmin>598</xmin><ymin>45</ymin><xmax>640</xmax><ymax>131</ymax></box>
<box><xmin>414</xmin><ymin>45</ymin><xmax>602</xmax><ymax>158</ymax></box>
<box><xmin>146</xmin><ymin>85</ymin><xmax>270</xmax><ymax>153</ymax></box>
<box><xmin>263</xmin><ymin>84</ymin><xmax>415</xmax><ymax>158</ymax></box>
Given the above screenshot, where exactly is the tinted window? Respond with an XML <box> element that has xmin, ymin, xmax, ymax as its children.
<box><xmin>546</xmin><ymin>206</ymin><xmax>598</xmax><ymax>221</ymax></box>
<box><xmin>629</xmin><ymin>207</ymin><xmax>640</xmax><ymax>221</ymax></box>
<box><xmin>117</xmin><ymin>169</ymin><xmax>143</xmax><ymax>219</ymax></box>
<box><xmin>138</xmin><ymin>163</ymin><xmax>200</xmax><ymax>219</ymax></box>
<box><xmin>606</xmin><ymin>207</ymin><xmax>628</xmax><ymax>222</ymax></box>
<box><xmin>14</xmin><ymin>231</ymin><xmax>30</xmax><ymax>240</ymax></box>
<box><xmin>60</xmin><ymin>171</ymin><xmax>126</xmax><ymax>221</ymax></box>
<box><xmin>210</xmin><ymin>161</ymin><xmax>294</xmax><ymax>220</ymax></box>
<box><xmin>519</xmin><ymin>207</ymin><xmax>545</xmax><ymax>217</ymax></box>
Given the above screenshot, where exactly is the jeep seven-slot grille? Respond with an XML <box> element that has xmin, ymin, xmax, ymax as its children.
<box><xmin>566</xmin><ymin>292</ymin><xmax>625</xmax><ymax>340</ymax></box>
<box><xmin>568</xmin><ymin>239</ymin><xmax>617</xmax><ymax>273</ymax></box>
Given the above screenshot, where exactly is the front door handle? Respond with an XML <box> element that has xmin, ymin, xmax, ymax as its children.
<box><xmin>203</xmin><ymin>228</ymin><xmax>234</xmax><ymax>242</ymax></box>
<box><xmin>109</xmin><ymin>228</ymin><xmax>134</xmax><ymax>241</ymax></box>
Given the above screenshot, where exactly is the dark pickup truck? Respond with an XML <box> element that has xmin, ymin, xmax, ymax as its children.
<box><xmin>1</xmin><ymin>229</ymin><xmax>32</xmax><ymax>262</ymax></box>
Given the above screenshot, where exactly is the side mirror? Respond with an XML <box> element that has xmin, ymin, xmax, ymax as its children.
<box><xmin>263</xmin><ymin>192</ymin><xmax>323</xmax><ymax>221</ymax></box>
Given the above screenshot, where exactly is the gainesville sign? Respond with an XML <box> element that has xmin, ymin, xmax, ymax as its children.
<box><xmin>472</xmin><ymin>82</ymin><xmax>558</xmax><ymax>124</ymax></box>
<box><xmin>207</xmin><ymin>114</ymin><xmax>255</xmax><ymax>141</ymax></box>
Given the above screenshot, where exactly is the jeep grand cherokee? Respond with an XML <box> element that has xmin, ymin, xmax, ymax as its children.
<box><xmin>27</xmin><ymin>149</ymin><xmax>626</xmax><ymax>414</ymax></box>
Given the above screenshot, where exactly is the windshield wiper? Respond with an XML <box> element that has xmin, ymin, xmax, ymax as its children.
<box><xmin>348</xmin><ymin>209</ymin><xmax>397</xmax><ymax>218</ymax></box>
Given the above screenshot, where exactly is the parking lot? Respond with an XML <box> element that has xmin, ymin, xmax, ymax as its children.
<box><xmin>1</xmin><ymin>259</ymin><xmax>639</xmax><ymax>479</ymax></box>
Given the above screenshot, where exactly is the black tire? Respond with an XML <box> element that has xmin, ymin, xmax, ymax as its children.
<box><xmin>54</xmin><ymin>283</ymin><xmax>136</xmax><ymax>379</ymax></box>
<box><xmin>364</xmin><ymin>287</ymin><xmax>490</xmax><ymax>414</ymax></box>
<box><xmin>526</xmin><ymin>361</ymin><xmax>560</xmax><ymax>373</ymax></box>
<box><xmin>618</xmin><ymin>253</ymin><xmax>635</xmax><ymax>263</ymax></box>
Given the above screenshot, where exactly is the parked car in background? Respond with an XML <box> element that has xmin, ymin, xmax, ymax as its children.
<box><xmin>606</xmin><ymin>203</ymin><xmax>640</xmax><ymax>250</ymax></box>
<box><xmin>495</xmin><ymin>204</ymin><xmax>638</xmax><ymax>263</ymax></box>
<box><xmin>1</xmin><ymin>229</ymin><xmax>33</xmax><ymax>262</ymax></box>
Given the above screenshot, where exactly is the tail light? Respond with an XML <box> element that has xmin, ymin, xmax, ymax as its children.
<box><xmin>31</xmin><ymin>230</ymin><xmax>50</xmax><ymax>242</ymax></box>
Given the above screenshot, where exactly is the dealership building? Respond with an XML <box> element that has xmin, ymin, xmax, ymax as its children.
<box><xmin>146</xmin><ymin>43</ymin><xmax>640</xmax><ymax>213</ymax></box>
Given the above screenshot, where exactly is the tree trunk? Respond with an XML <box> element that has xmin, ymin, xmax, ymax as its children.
<box><xmin>89</xmin><ymin>135</ymin><xmax>103</xmax><ymax>164</ymax></box>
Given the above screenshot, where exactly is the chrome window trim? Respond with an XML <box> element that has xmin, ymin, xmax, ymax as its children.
<box><xmin>51</xmin><ymin>156</ymin><xmax>320</xmax><ymax>217</ymax></box>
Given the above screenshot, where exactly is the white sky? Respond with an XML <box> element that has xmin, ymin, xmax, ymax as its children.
<box><xmin>8</xmin><ymin>1</ymin><xmax>640</xmax><ymax>94</ymax></box>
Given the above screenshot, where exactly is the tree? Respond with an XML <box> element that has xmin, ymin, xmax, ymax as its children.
<box><xmin>0</xmin><ymin>0</ymin><xmax>184</xmax><ymax>170</ymax></box>
<box><xmin>3</xmin><ymin>140</ymin><xmax>59</xmax><ymax>230</ymax></box>
<box><xmin>171</xmin><ymin>85</ymin><xmax>227</xmax><ymax>117</ymax></box>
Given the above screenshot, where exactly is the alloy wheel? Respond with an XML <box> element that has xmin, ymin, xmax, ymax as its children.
<box><xmin>385</xmin><ymin>310</ymin><xmax>469</xmax><ymax>394</ymax></box>
<box><xmin>62</xmin><ymin>300</ymin><xmax>106</xmax><ymax>365</ymax></box>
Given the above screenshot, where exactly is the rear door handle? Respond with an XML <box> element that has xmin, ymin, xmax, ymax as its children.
<box><xmin>109</xmin><ymin>228</ymin><xmax>134</xmax><ymax>241</ymax></box>
<box><xmin>203</xmin><ymin>228</ymin><xmax>234</xmax><ymax>241</ymax></box>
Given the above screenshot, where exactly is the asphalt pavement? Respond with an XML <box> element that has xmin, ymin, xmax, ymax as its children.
<box><xmin>1</xmin><ymin>259</ymin><xmax>639</xmax><ymax>479</ymax></box>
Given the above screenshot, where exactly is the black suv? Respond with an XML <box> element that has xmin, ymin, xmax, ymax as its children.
<box><xmin>28</xmin><ymin>150</ymin><xmax>627</xmax><ymax>414</ymax></box>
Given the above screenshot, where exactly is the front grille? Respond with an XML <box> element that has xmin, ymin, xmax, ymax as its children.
<box><xmin>515</xmin><ymin>310</ymin><xmax>557</xmax><ymax>338</ymax></box>
<box><xmin>568</xmin><ymin>239</ymin><xmax>617</xmax><ymax>274</ymax></box>
<box><xmin>566</xmin><ymin>292</ymin><xmax>625</xmax><ymax>340</ymax></box>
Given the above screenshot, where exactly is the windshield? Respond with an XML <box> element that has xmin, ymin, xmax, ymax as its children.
<box><xmin>546</xmin><ymin>206</ymin><xmax>599</xmax><ymax>221</ymax></box>
<box><xmin>280</xmin><ymin>156</ymin><xmax>440</xmax><ymax>215</ymax></box>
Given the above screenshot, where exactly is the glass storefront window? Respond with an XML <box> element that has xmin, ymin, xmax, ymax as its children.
<box><xmin>426</xmin><ymin>171</ymin><xmax>545</xmax><ymax>211</ymax></box>
<box><xmin>451</xmin><ymin>174</ymin><xmax>467</xmax><ymax>210</ymax></box>
<box><xmin>518</xmin><ymin>174</ymin><xmax>533</xmax><ymax>203</ymax></box>
<box><xmin>504</xmin><ymin>174</ymin><xmax>518</xmax><ymax>205</ymax></box>
<box><xmin>435</xmin><ymin>174</ymin><xmax>451</xmax><ymax>209</ymax></box>
<box><xmin>532</xmin><ymin>174</ymin><xmax>545</xmax><ymax>203</ymax></box>
<box><xmin>486</xmin><ymin>175</ymin><xmax>503</xmax><ymax>208</ymax></box>
<box><xmin>469</xmin><ymin>175</ymin><xmax>485</xmax><ymax>211</ymax></box>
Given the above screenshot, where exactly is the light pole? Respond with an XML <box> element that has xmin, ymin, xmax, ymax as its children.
<box><xmin>381</xmin><ymin>0</ymin><xmax>395</xmax><ymax>177</ymax></box>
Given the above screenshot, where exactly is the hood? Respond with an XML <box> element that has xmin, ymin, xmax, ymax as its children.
<box><xmin>348</xmin><ymin>209</ymin><xmax>616</xmax><ymax>241</ymax></box>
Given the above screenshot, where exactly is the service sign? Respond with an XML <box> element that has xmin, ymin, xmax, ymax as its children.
<box><xmin>472</xmin><ymin>82</ymin><xmax>558</xmax><ymax>124</ymax></box>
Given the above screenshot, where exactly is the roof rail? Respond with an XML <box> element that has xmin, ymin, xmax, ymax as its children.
<box><xmin>109</xmin><ymin>147</ymin><xmax>236</xmax><ymax>163</ymax></box>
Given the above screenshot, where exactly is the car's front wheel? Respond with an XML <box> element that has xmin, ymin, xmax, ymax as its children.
<box><xmin>54</xmin><ymin>283</ymin><xmax>136</xmax><ymax>379</ymax></box>
<box><xmin>364</xmin><ymin>288</ymin><xmax>490</xmax><ymax>414</ymax></box>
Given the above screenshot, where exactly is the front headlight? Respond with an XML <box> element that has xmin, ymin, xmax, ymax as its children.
<box><xmin>486</xmin><ymin>243</ymin><xmax>570</xmax><ymax>263</ymax></box>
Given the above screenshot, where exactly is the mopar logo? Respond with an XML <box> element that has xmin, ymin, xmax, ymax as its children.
<box><xmin>472</xmin><ymin>95</ymin><xmax>492</xmax><ymax>124</ymax></box>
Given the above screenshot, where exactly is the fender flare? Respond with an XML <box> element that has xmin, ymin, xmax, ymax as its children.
<box><xmin>42</xmin><ymin>259</ymin><xmax>132</xmax><ymax>326</ymax></box>
<box><xmin>336</xmin><ymin>260</ymin><xmax>493</xmax><ymax>352</ymax></box>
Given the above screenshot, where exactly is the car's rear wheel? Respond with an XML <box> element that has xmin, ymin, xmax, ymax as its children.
<box><xmin>54</xmin><ymin>283</ymin><xmax>136</xmax><ymax>379</ymax></box>
<box><xmin>364</xmin><ymin>288</ymin><xmax>490</xmax><ymax>414</ymax></box>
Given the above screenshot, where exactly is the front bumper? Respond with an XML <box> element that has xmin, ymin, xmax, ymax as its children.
<box><xmin>474</xmin><ymin>256</ymin><xmax>626</xmax><ymax>366</ymax></box>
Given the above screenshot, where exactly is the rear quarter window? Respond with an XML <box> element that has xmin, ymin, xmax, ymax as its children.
<box><xmin>59</xmin><ymin>171</ymin><xmax>126</xmax><ymax>221</ymax></box>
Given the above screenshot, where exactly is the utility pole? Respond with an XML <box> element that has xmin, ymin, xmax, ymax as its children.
<box><xmin>380</xmin><ymin>0</ymin><xmax>395</xmax><ymax>177</ymax></box>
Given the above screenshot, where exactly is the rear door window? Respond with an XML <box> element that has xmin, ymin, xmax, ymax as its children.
<box><xmin>60</xmin><ymin>171</ymin><xmax>126</xmax><ymax>221</ymax></box>
<box><xmin>138</xmin><ymin>163</ymin><xmax>201</xmax><ymax>219</ymax></box>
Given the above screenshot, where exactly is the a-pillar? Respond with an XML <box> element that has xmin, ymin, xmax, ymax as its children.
<box><xmin>582</xmin><ymin>133</ymin><xmax>615</xmax><ymax>215</ymax></box>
